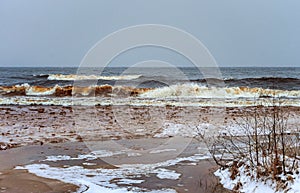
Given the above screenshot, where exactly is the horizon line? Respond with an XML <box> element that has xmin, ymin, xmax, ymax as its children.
<box><xmin>0</xmin><ymin>65</ymin><xmax>299</xmax><ymax>68</ymax></box>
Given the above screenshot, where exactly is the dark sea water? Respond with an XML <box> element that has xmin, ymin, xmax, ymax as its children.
<box><xmin>0</xmin><ymin>67</ymin><xmax>299</xmax><ymax>90</ymax></box>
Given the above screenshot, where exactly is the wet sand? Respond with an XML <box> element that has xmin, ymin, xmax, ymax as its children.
<box><xmin>136</xmin><ymin>161</ymin><xmax>231</xmax><ymax>193</ymax></box>
<box><xmin>0</xmin><ymin>169</ymin><xmax>77</xmax><ymax>193</ymax></box>
<box><xmin>0</xmin><ymin>105</ymin><xmax>299</xmax><ymax>149</ymax></box>
<box><xmin>0</xmin><ymin>142</ymin><xmax>90</xmax><ymax>193</ymax></box>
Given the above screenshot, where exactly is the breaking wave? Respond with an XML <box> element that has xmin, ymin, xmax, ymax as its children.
<box><xmin>46</xmin><ymin>74</ymin><xmax>142</xmax><ymax>81</ymax></box>
<box><xmin>0</xmin><ymin>83</ymin><xmax>150</xmax><ymax>97</ymax></box>
<box><xmin>0</xmin><ymin>83</ymin><xmax>299</xmax><ymax>99</ymax></box>
<box><xmin>139</xmin><ymin>84</ymin><xmax>300</xmax><ymax>99</ymax></box>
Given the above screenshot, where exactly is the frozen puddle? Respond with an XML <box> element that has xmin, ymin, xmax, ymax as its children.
<box><xmin>15</xmin><ymin>149</ymin><xmax>211</xmax><ymax>193</ymax></box>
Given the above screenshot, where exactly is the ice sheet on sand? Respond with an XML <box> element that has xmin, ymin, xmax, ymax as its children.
<box><xmin>16</xmin><ymin>153</ymin><xmax>211</xmax><ymax>193</ymax></box>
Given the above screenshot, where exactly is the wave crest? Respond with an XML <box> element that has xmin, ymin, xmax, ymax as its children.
<box><xmin>140</xmin><ymin>84</ymin><xmax>300</xmax><ymax>99</ymax></box>
<box><xmin>0</xmin><ymin>83</ymin><xmax>299</xmax><ymax>99</ymax></box>
<box><xmin>47</xmin><ymin>74</ymin><xmax>142</xmax><ymax>81</ymax></box>
<box><xmin>0</xmin><ymin>84</ymin><xmax>150</xmax><ymax>97</ymax></box>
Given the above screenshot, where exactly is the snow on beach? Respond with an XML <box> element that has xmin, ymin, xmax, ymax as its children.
<box><xmin>153</xmin><ymin>122</ymin><xmax>272</xmax><ymax>138</ymax></box>
<box><xmin>215</xmin><ymin>162</ymin><xmax>300</xmax><ymax>193</ymax></box>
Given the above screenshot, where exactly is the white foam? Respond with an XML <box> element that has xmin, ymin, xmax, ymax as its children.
<box><xmin>1</xmin><ymin>95</ymin><xmax>299</xmax><ymax>107</ymax></box>
<box><xmin>140</xmin><ymin>83</ymin><xmax>300</xmax><ymax>99</ymax></box>
<box><xmin>48</xmin><ymin>74</ymin><xmax>141</xmax><ymax>81</ymax></box>
<box><xmin>26</xmin><ymin>85</ymin><xmax>58</xmax><ymax>96</ymax></box>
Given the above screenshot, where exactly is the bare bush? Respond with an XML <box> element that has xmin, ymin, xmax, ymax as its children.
<box><xmin>198</xmin><ymin>98</ymin><xmax>300</xmax><ymax>189</ymax></box>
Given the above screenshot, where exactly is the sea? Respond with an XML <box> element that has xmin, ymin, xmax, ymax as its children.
<box><xmin>0</xmin><ymin>67</ymin><xmax>299</xmax><ymax>106</ymax></box>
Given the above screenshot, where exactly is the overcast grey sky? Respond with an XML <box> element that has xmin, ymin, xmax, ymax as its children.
<box><xmin>0</xmin><ymin>0</ymin><xmax>300</xmax><ymax>67</ymax></box>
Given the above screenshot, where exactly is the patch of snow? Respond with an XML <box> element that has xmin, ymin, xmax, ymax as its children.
<box><xmin>149</xmin><ymin>149</ymin><xmax>177</xmax><ymax>154</ymax></box>
<box><xmin>154</xmin><ymin>122</ymin><xmax>215</xmax><ymax>138</ymax></box>
<box><xmin>116</xmin><ymin>179</ymin><xmax>144</xmax><ymax>185</ymax></box>
<box><xmin>82</xmin><ymin>162</ymin><xmax>97</xmax><ymax>166</ymax></box>
<box><xmin>45</xmin><ymin>155</ymin><xmax>72</xmax><ymax>161</ymax></box>
<box><xmin>218</xmin><ymin>123</ymin><xmax>299</xmax><ymax>137</ymax></box>
<box><xmin>154</xmin><ymin>168</ymin><xmax>181</xmax><ymax>180</ymax></box>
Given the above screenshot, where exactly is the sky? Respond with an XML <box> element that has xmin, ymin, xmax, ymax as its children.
<box><xmin>0</xmin><ymin>0</ymin><xmax>300</xmax><ymax>67</ymax></box>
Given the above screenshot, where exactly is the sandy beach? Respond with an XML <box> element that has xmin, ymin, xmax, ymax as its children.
<box><xmin>0</xmin><ymin>105</ymin><xmax>299</xmax><ymax>192</ymax></box>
